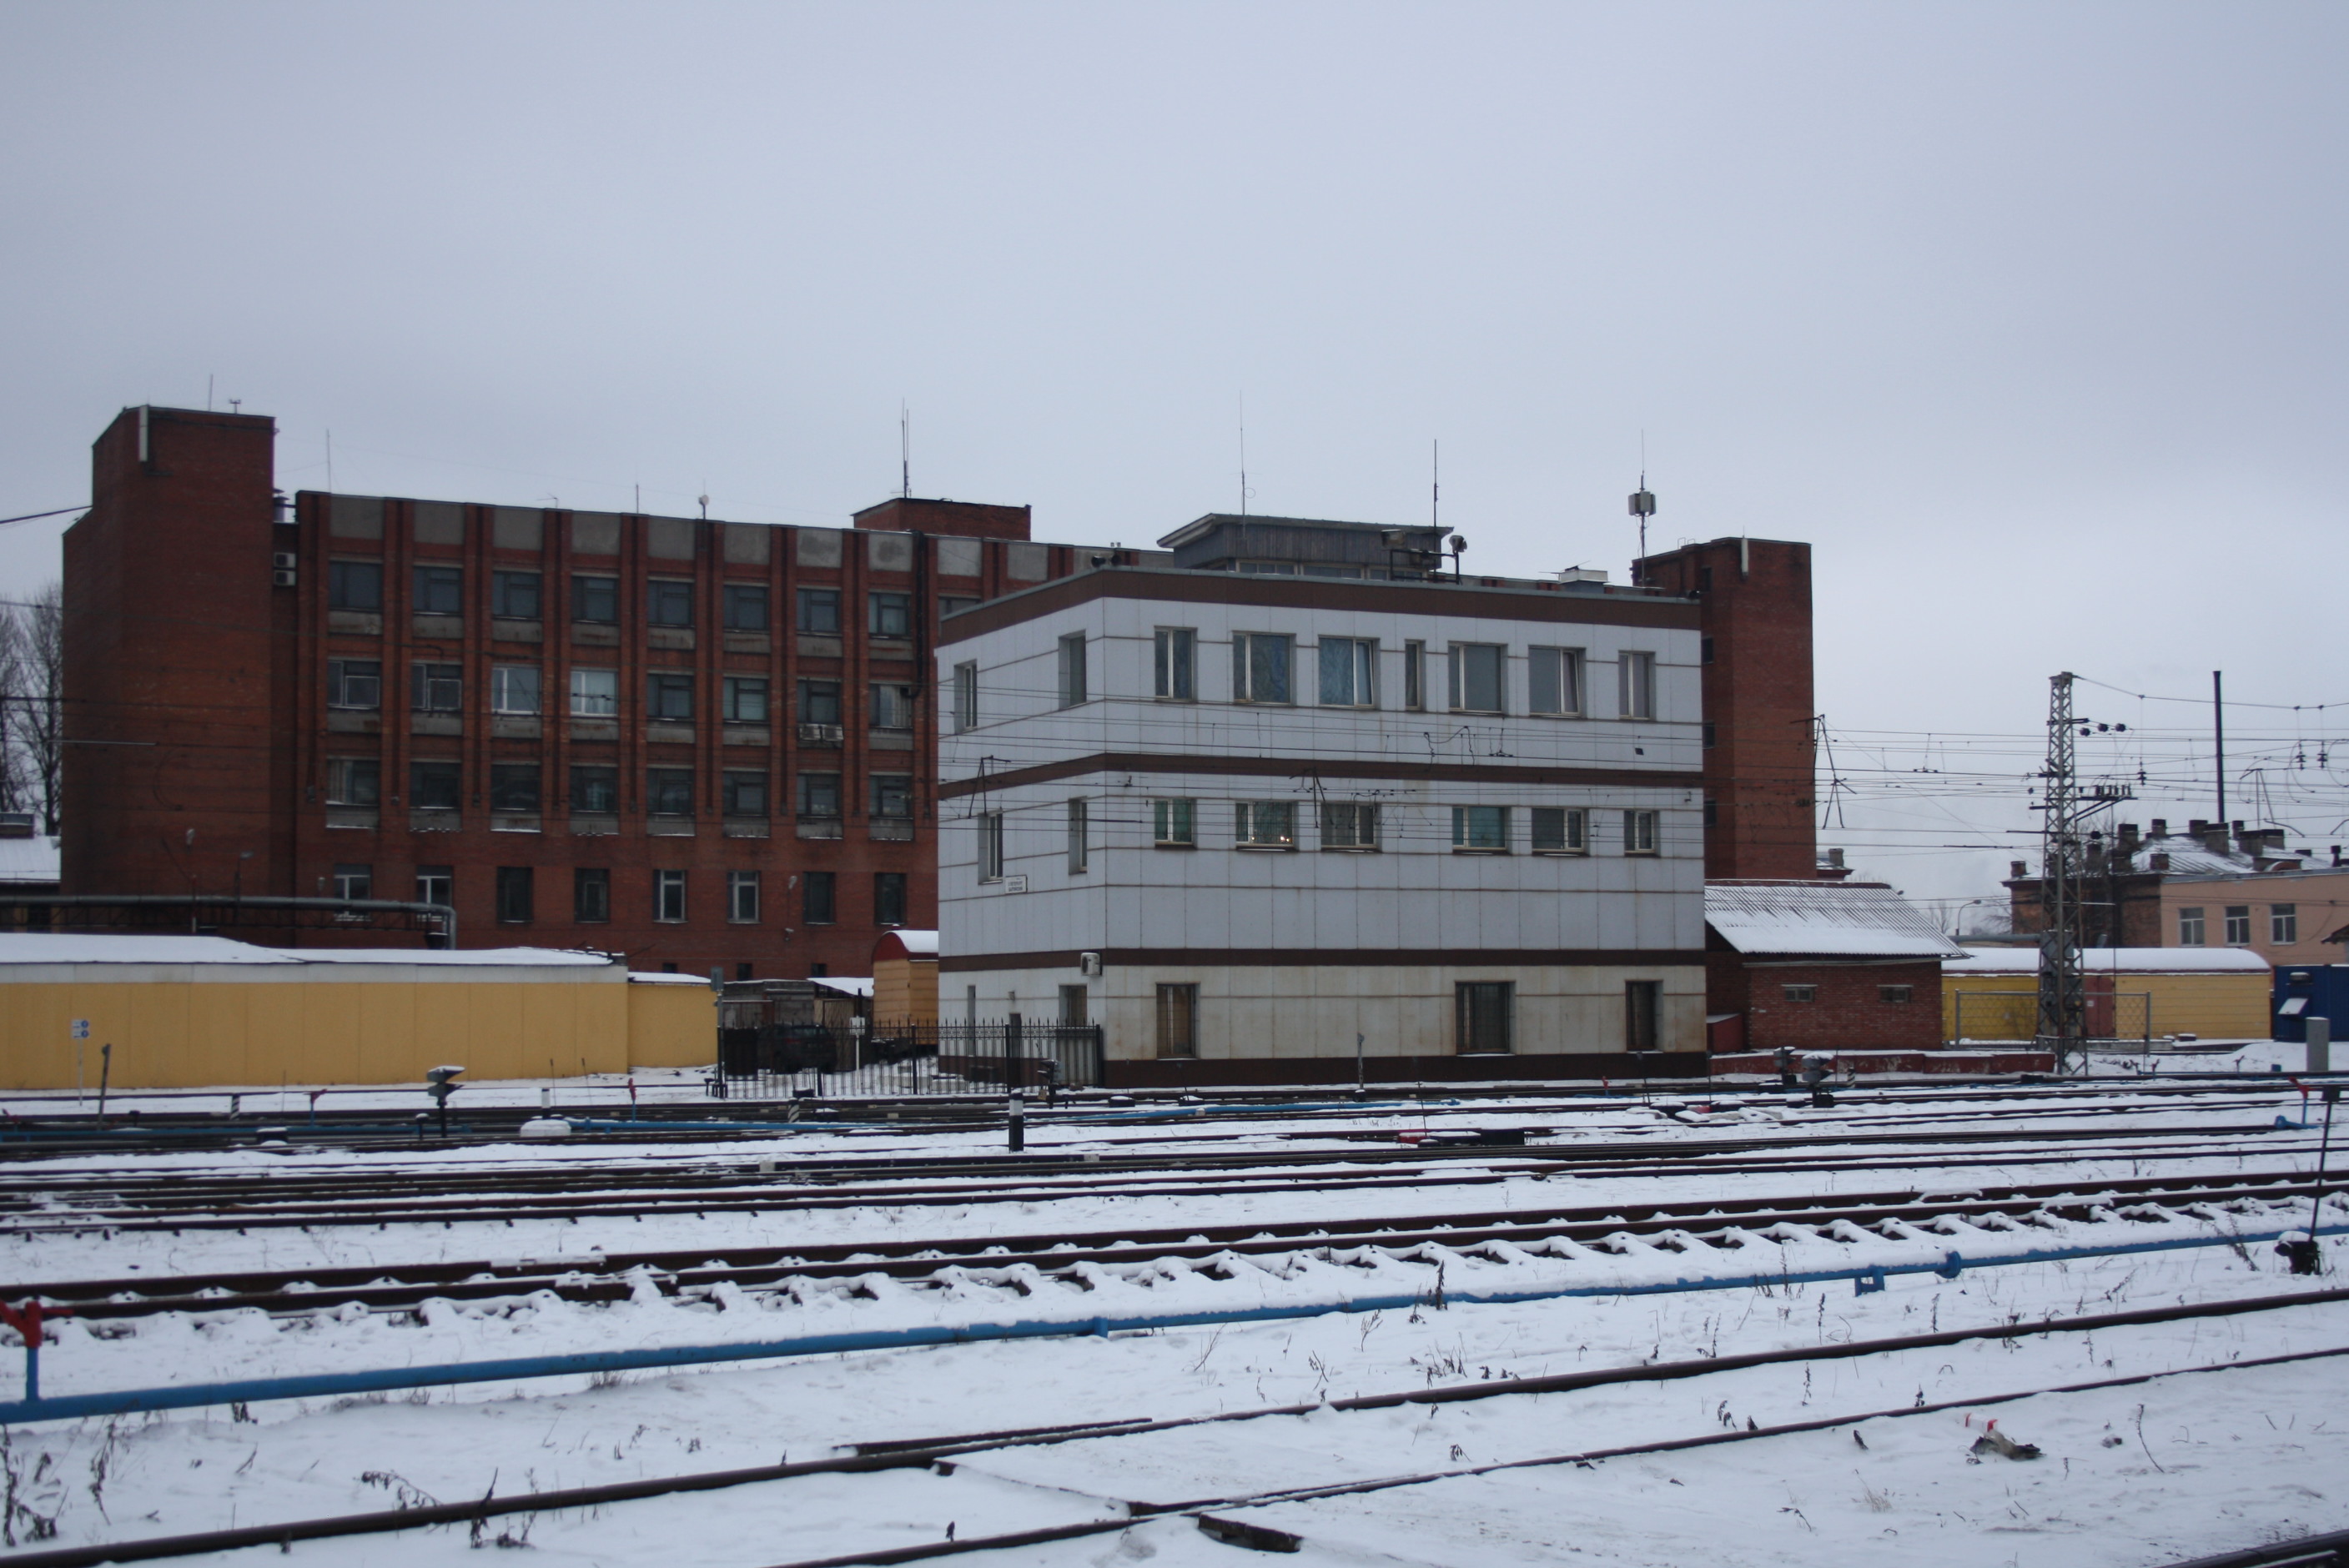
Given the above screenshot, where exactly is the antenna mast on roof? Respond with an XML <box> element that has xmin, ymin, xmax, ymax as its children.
<box><xmin>1238</xmin><ymin>395</ymin><xmax>1249</xmax><ymax>515</ymax></box>
<box><xmin>901</xmin><ymin>404</ymin><xmax>911</xmax><ymax>500</ymax></box>
<box><xmin>1431</xmin><ymin>440</ymin><xmax>1440</xmax><ymax>530</ymax></box>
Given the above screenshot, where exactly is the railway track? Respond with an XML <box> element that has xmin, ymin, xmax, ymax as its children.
<box><xmin>18</xmin><ymin>1169</ymin><xmax>2335</xmax><ymax>1320</ymax></box>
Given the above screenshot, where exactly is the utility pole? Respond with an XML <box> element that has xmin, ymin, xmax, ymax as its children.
<box><xmin>2036</xmin><ymin>672</ymin><xmax>2130</xmax><ymax>1073</ymax></box>
<box><xmin>2212</xmin><ymin>670</ymin><xmax>2226</xmax><ymax>827</ymax></box>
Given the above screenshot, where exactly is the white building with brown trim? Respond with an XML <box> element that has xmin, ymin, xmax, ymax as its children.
<box><xmin>933</xmin><ymin>539</ymin><xmax>1708</xmax><ymax>1087</ymax></box>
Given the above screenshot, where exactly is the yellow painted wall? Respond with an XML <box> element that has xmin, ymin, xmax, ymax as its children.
<box><xmin>0</xmin><ymin>978</ymin><xmax>636</xmax><ymax>1091</ymax></box>
<box><xmin>1942</xmin><ymin>972</ymin><xmax>2272</xmax><ymax>1042</ymax></box>
<box><xmin>873</xmin><ymin>958</ymin><xmax>938</xmax><ymax>1025</ymax></box>
<box><xmin>627</xmin><ymin>982</ymin><xmax>717</xmax><ymax>1068</ymax></box>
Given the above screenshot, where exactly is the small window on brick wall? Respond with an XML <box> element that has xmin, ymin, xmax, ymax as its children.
<box><xmin>1783</xmin><ymin>984</ymin><xmax>1818</xmax><ymax>1002</ymax></box>
<box><xmin>1879</xmin><ymin>984</ymin><xmax>1914</xmax><ymax>1003</ymax></box>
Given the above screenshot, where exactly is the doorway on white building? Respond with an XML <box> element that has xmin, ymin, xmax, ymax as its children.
<box><xmin>1625</xmin><ymin>980</ymin><xmax>1662</xmax><ymax>1052</ymax></box>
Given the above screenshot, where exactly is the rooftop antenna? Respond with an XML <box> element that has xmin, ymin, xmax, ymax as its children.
<box><xmin>1238</xmin><ymin>395</ymin><xmax>1249</xmax><ymax>516</ymax></box>
<box><xmin>1431</xmin><ymin>439</ymin><xmax>1440</xmax><ymax>530</ymax></box>
<box><xmin>698</xmin><ymin>489</ymin><xmax>710</xmax><ymax>521</ymax></box>
<box><xmin>900</xmin><ymin>403</ymin><xmax>911</xmax><ymax>499</ymax></box>
<box><xmin>1627</xmin><ymin>440</ymin><xmax>1657</xmax><ymax>585</ymax></box>
<box><xmin>206</xmin><ymin>374</ymin><xmax>214</xmax><ymax>412</ymax></box>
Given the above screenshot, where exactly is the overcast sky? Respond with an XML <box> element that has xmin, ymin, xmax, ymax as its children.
<box><xmin>3</xmin><ymin>3</ymin><xmax>2342</xmax><ymax>908</ymax></box>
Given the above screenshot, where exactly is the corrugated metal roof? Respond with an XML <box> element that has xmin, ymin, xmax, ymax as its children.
<box><xmin>0</xmin><ymin>834</ymin><xmax>61</xmax><ymax>885</ymax></box>
<box><xmin>1706</xmin><ymin>880</ymin><xmax>1968</xmax><ymax>959</ymax></box>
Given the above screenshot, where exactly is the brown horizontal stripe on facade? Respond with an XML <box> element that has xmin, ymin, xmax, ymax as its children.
<box><xmin>939</xmin><ymin>949</ymin><xmax>1708</xmax><ymax>972</ymax></box>
<box><xmin>940</xmin><ymin>752</ymin><xmax>1703</xmax><ymax>800</ymax></box>
<box><xmin>938</xmin><ymin>566</ymin><xmax>1700</xmax><ymax>644</ymax></box>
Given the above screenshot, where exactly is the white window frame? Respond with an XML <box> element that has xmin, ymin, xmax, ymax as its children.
<box><xmin>1451</xmin><ymin>804</ymin><xmax>1509</xmax><ymax>852</ymax></box>
<box><xmin>1317</xmin><ymin>637</ymin><xmax>1377</xmax><ymax>707</ymax></box>
<box><xmin>727</xmin><ymin>870</ymin><xmax>760</xmax><ymax>924</ymax></box>
<box><xmin>1320</xmin><ymin>801</ymin><xmax>1379</xmax><ymax>850</ymax></box>
<box><xmin>953</xmin><ymin>661</ymin><xmax>978</xmax><ymax>732</ymax></box>
<box><xmin>1058</xmin><ymin>631</ymin><xmax>1088</xmax><ymax>708</ymax></box>
<box><xmin>654</xmin><ymin>868</ymin><xmax>687</xmax><ymax>923</ymax></box>
<box><xmin>1152</xmin><ymin>798</ymin><xmax>1195</xmax><ymax>847</ymax></box>
<box><xmin>324</xmin><ymin>757</ymin><xmax>380</xmax><ymax>807</ymax></box>
<box><xmin>326</xmin><ymin>659</ymin><xmax>381</xmax><ymax>710</ymax></box>
<box><xmin>1447</xmin><ymin>643</ymin><xmax>1505</xmax><ymax>714</ymax></box>
<box><xmin>2273</xmin><ymin>905</ymin><xmax>2298</xmax><ymax>944</ymax></box>
<box><xmin>2178</xmin><ymin>906</ymin><xmax>2206</xmax><ymax>945</ymax></box>
<box><xmin>1235</xmin><ymin>799</ymin><xmax>1296</xmax><ymax>849</ymax></box>
<box><xmin>1402</xmin><ymin>641</ymin><xmax>1426</xmax><ymax>711</ymax></box>
<box><xmin>2223</xmin><ymin>905</ymin><xmax>2251</xmax><ymax>946</ymax></box>
<box><xmin>490</xmin><ymin>665</ymin><xmax>541</xmax><ymax>716</ymax></box>
<box><xmin>1618</xmin><ymin>651</ymin><xmax>1657</xmax><ymax>720</ymax></box>
<box><xmin>569</xmin><ymin>667</ymin><xmax>618</xmax><ymax>717</ymax></box>
<box><xmin>1154</xmin><ymin>628</ymin><xmax>1196</xmax><ymax>700</ymax></box>
<box><xmin>1232</xmin><ymin>632</ymin><xmax>1294</xmax><ymax>704</ymax></box>
<box><xmin>1623</xmin><ymin>808</ymin><xmax>1660</xmax><ymax>855</ymax></box>
<box><xmin>1528</xmin><ymin>647</ymin><xmax>1585</xmax><ymax>716</ymax></box>
<box><xmin>978</xmin><ymin>812</ymin><xmax>1004</xmax><ymax>882</ymax></box>
<box><xmin>722</xmin><ymin>676</ymin><xmax>769</xmax><ymax>725</ymax></box>
<box><xmin>1067</xmin><ymin>797</ymin><xmax>1089</xmax><ymax>873</ymax></box>
<box><xmin>870</xmin><ymin>681</ymin><xmax>914</xmax><ymax>731</ymax></box>
<box><xmin>1531</xmin><ymin>806</ymin><xmax>1587</xmax><ymax>854</ymax></box>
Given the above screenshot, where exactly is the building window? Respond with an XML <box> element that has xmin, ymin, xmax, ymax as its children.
<box><xmin>977</xmin><ymin>812</ymin><xmax>1004</xmax><ymax>881</ymax></box>
<box><xmin>556</xmin><ymin>668</ymin><xmax>612</xmax><ymax>717</ymax></box>
<box><xmin>802</xmin><ymin>871</ymin><xmax>836</xmax><ymax>924</ymax></box>
<box><xmin>647</xmin><ymin>767</ymin><xmax>694</xmax><ymax>818</ymax></box>
<box><xmin>1625</xmin><ymin>980</ymin><xmax>1661</xmax><ymax>1051</ymax></box>
<box><xmin>941</xmin><ymin>595</ymin><xmax>979</xmax><ymax>617</ymax></box>
<box><xmin>722</xmin><ymin>676</ymin><xmax>768</xmax><ymax>725</ymax></box>
<box><xmin>1451</xmin><ymin>805</ymin><xmax>1509</xmax><ymax>852</ymax></box>
<box><xmin>2273</xmin><ymin>905</ymin><xmax>2298</xmax><ymax>944</ymax></box>
<box><xmin>1528</xmin><ymin>647</ymin><xmax>1585</xmax><ymax>716</ymax></box>
<box><xmin>1060</xmin><ymin>984</ymin><xmax>1089</xmax><ymax>1026</ymax></box>
<box><xmin>489</xmin><ymin>763</ymin><xmax>541</xmax><ymax>813</ymax></box>
<box><xmin>1447</xmin><ymin>643</ymin><xmax>1505</xmax><ymax>714</ymax></box>
<box><xmin>1155</xmin><ymin>983</ymin><xmax>1199</xmax><ymax>1058</ymax></box>
<box><xmin>326</xmin><ymin>658</ymin><xmax>381</xmax><ymax>710</ymax></box>
<box><xmin>799</xmin><ymin>680</ymin><xmax>843</xmax><ymax>726</ymax></box>
<box><xmin>1067</xmin><ymin>797</ymin><xmax>1089</xmax><ymax>872</ymax></box>
<box><xmin>2224</xmin><ymin>905</ymin><xmax>2251</xmax><ymax>946</ymax></box>
<box><xmin>797</xmin><ymin>587</ymin><xmax>841</xmax><ymax>635</ymax></box>
<box><xmin>1058</xmin><ymin>631</ymin><xmax>1088</xmax><ymax>707</ymax></box>
<box><xmin>872</xmin><ymin>772</ymin><xmax>913</xmax><ymax>819</ymax></box>
<box><xmin>1703</xmin><ymin>722</ymin><xmax>1718</xmax><ymax>750</ymax></box>
<box><xmin>329</xmin><ymin>560</ymin><xmax>383</xmax><ymax>611</ymax></box>
<box><xmin>2178</xmin><ymin>906</ymin><xmax>2206</xmax><ymax>945</ymax></box>
<box><xmin>490</xmin><ymin>665</ymin><xmax>541</xmax><ymax>715</ymax></box>
<box><xmin>1531</xmin><ymin>807</ymin><xmax>1586</xmax><ymax>854</ymax></box>
<box><xmin>728</xmin><ymin>871</ymin><xmax>761</xmax><ymax>923</ymax></box>
<box><xmin>492</xmin><ymin>570</ymin><xmax>541</xmax><ymax>620</ymax></box>
<box><xmin>654</xmin><ymin>868</ymin><xmax>687</xmax><ymax>922</ymax></box>
<box><xmin>331</xmin><ymin>863</ymin><xmax>372</xmax><ymax>901</ymax></box>
<box><xmin>871</xmin><ymin>682</ymin><xmax>914</xmax><ymax>731</ymax></box>
<box><xmin>953</xmin><ymin>661</ymin><xmax>979</xmax><ymax>732</ymax></box>
<box><xmin>1623</xmin><ymin>809</ymin><xmax>1660</xmax><ymax>855</ymax></box>
<box><xmin>574</xmin><ymin>867</ymin><xmax>610</xmax><ymax>923</ymax></box>
<box><xmin>1153</xmin><ymin>798</ymin><xmax>1195</xmax><ymax>847</ymax></box>
<box><xmin>798</xmin><ymin>771</ymin><xmax>843</xmax><ymax>819</ymax></box>
<box><xmin>723</xmin><ymin>583</ymin><xmax>768</xmax><ymax>632</ymax></box>
<box><xmin>324</xmin><ymin>756</ymin><xmax>380</xmax><ymax>807</ymax></box>
<box><xmin>410</xmin><ymin>662</ymin><xmax>462</xmax><ymax>713</ymax></box>
<box><xmin>1236</xmin><ymin>800</ymin><xmax>1296</xmax><ymax>849</ymax></box>
<box><xmin>722</xmin><ymin>770</ymin><xmax>767</xmax><ymax>817</ymax></box>
<box><xmin>869</xmin><ymin>591</ymin><xmax>913</xmax><ymax>639</ymax></box>
<box><xmin>410</xmin><ymin>759</ymin><xmax>460</xmax><ymax>812</ymax></box>
<box><xmin>1700</xmin><ymin>636</ymin><xmax>1715</xmax><ymax>665</ymax></box>
<box><xmin>412</xmin><ymin>565</ymin><xmax>463</xmax><ymax>616</ymax></box>
<box><xmin>1154</xmin><ymin>628</ymin><xmax>1195</xmax><ymax>700</ymax></box>
<box><xmin>1402</xmin><ymin>641</ymin><xmax>1426</xmax><ymax>711</ymax></box>
<box><xmin>646</xmin><ymin>671</ymin><xmax>694</xmax><ymax>722</ymax></box>
<box><xmin>1618</xmin><ymin>651</ymin><xmax>1657</xmax><ymax>720</ymax></box>
<box><xmin>1320</xmin><ymin>801</ymin><xmax>1379</xmax><ymax>849</ymax></box>
<box><xmin>570</xmin><ymin>764</ymin><xmax>618</xmax><ymax>814</ymax></box>
<box><xmin>1783</xmin><ymin>984</ymin><xmax>1818</xmax><ymax>1002</ymax></box>
<box><xmin>496</xmin><ymin>867</ymin><xmax>534</xmax><ymax>924</ymax></box>
<box><xmin>1232</xmin><ymin>633</ymin><xmax>1294</xmax><ymax>704</ymax></box>
<box><xmin>572</xmin><ymin>574</ymin><xmax>618</xmax><ymax>624</ymax></box>
<box><xmin>1456</xmin><ymin>982</ymin><xmax>1514</xmax><ymax>1054</ymax></box>
<box><xmin>874</xmin><ymin>872</ymin><xmax>908</xmax><ymax>927</ymax></box>
<box><xmin>415</xmin><ymin>866</ymin><xmax>452</xmax><ymax>908</ymax></box>
<box><xmin>647</xmin><ymin>579</ymin><xmax>694</xmax><ymax>627</ymax></box>
<box><xmin>1703</xmin><ymin>797</ymin><xmax>1719</xmax><ymax>828</ymax></box>
<box><xmin>1318</xmin><ymin>637</ymin><xmax>1376</xmax><ymax>706</ymax></box>
<box><xmin>1880</xmin><ymin>984</ymin><xmax>1914</xmax><ymax>1003</ymax></box>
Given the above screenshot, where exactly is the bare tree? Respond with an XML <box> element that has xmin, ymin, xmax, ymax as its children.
<box><xmin>0</xmin><ymin>583</ymin><xmax>61</xmax><ymax>832</ymax></box>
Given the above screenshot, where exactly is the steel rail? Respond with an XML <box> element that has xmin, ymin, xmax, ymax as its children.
<box><xmin>7</xmin><ymin>1286</ymin><xmax>2346</xmax><ymax>1567</ymax></box>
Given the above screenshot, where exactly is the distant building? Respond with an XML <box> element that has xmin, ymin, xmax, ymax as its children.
<box><xmin>2006</xmin><ymin>818</ymin><xmax>2349</xmax><ymax>967</ymax></box>
<box><xmin>937</xmin><ymin>518</ymin><xmax>1709</xmax><ymax>1084</ymax></box>
<box><xmin>1703</xmin><ymin>879</ymin><xmax>1967</xmax><ymax>1053</ymax></box>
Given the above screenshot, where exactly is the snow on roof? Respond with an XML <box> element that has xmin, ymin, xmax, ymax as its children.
<box><xmin>629</xmin><ymin>971</ymin><xmax>714</xmax><ymax>985</ymax></box>
<box><xmin>2132</xmin><ymin>838</ymin><xmax>2254</xmax><ymax>876</ymax></box>
<box><xmin>0</xmin><ymin>834</ymin><xmax>60</xmax><ymax>885</ymax></box>
<box><xmin>817</xmin><ymin>976</ymin><xmax>875</xmax><ymax>998</ymax></box>
<box><xmin>1706</xmin><ymin>880</ymin><xmax>1968</xmax><ymax>960</ymax></box>
<box><xmin>0</xmin><ymin>934</ymin><xmax>616</xmax><ymax>969</ymax></box>
<box><xmin>1949</xmin><ymin>946</ymin><xmax>2274</xmax><ymax>975</ymax></box>
<box><xmin>873</xmin><ymin>928</ymin><xmax>940</xmax><ymax>960</ymax></box>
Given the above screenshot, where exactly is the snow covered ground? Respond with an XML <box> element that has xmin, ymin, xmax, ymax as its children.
<box><xmin>0</xmin><ymin>1087</ymin><xmax>2341</xmax><ymax>1565</ymax></box>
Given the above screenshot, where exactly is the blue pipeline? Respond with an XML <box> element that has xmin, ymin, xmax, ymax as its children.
<box><xmin>4</xmin><ymin>1223</ymin><xmax>2341</xmax><ymax>1427</ymax></box>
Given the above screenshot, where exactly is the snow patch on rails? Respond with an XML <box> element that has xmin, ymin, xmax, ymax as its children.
<box><xmin>19</xmin><ymin>1191</ymin><xmax>2346</xmax><ymax>1409</ymax></box>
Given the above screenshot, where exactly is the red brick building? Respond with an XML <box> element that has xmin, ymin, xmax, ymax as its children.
<box><xmin>60</xmin><ymin>405</ymin><xmax>1114</xmax><ymax>979</ymax></box>
<box><xmin>1703</xmin><ymin>880</ymin><xmax>1964</xmax><ymax>1053</ymax></box>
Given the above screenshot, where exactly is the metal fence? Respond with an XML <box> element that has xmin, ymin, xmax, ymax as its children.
<box><xmin>1949</xmin><ymin>990</ymin><xmax>2151</xmax><ymax>1045</ymax></box>
<box><xmin>716</xmin><ymin>1018</ymin><xmax>1107</xmax><ymax>1099</ymax></box>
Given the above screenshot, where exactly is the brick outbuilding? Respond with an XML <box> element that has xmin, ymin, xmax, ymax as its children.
<box><xmin>1705</xmin><ymin>879</ymin><xmax>1965</xmax><ymax>1053</ymax></box>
